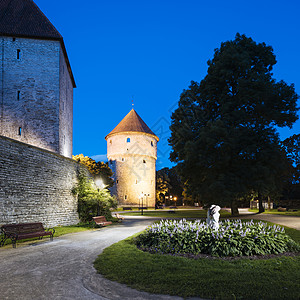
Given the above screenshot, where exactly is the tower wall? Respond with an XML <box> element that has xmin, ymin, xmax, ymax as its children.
<box><xmin>107</xmin><ymin>132</ymin><xmax>157</xmax><ymax>207</ymax></box>
<box><xmin>0</xmin><ymin>36</ymin><xmax>73</xmax><ymax>157</ymax></box>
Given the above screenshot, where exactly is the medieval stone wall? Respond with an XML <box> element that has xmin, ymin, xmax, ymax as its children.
<box><xmin>0</xmin><ymin>36</ymin><xmax>73</xmax><ymax>158</ymax></box>
<box><xmin>0</xmin><ymin>135</ymin><xmax>88</xmax><ymax>227</ymax></box>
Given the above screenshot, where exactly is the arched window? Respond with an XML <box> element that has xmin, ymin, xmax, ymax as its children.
<box><xmin>151</xmin><ymin>141</ymin><xmax>153</xmax><ymax>146</ymax></box>
<box><xmin>127</xmin><ymin>138</ymin><xmax>130</xmax><ymax>143</ymax></box>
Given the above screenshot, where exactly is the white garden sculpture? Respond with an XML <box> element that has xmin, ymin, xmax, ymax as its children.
<box><xmin>207</xmin><ymin>205</ymin><xmax>221</xmax><ymax>230</ymax></box>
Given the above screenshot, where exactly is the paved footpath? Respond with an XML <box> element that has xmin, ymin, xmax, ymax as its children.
<box><xmin>0</xmin><ymin>217</ymin><xmax>204</xmax><ymax>300</ymax></box>
<box><xmin>0</xmin><ymin>214</ymin><xmax>298</xmax><ymax>300</ymax></box>
<box><xmin>237</xmin><ymin>212</ymin><xmax>300</xmax><ymax>230</ymax></box>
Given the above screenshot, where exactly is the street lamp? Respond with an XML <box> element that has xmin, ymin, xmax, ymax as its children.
<box><xmin>140</xmin><ymin>193</ymin><xmax>144</xmax><ymax>215</ymax></box>
<box><xmin>95</xmin><ymin>178</ymin><xmax>105</xmax><ymax>190</ymax></box>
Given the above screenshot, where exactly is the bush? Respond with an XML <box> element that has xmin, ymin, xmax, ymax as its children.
<box><xmin>72</xmin><ymin>173</ymin><xmax>117</xmax><ymax>223</ymax></box>
<box><xmin>135</xmin><ymin>219</ymin><xmax>300</xmax><ymax>257</ymax></box>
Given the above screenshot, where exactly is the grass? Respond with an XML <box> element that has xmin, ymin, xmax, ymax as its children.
<box><xmin>249</xmin><ymin>209</ymin><xmax>300</xmax><ymax>216</ymax></box>
<box><xmin>0</xmin><ymin>223</ymin><xmax>97</xmax><ymax>248</ymax></box>
<box><xmin>120</xmin><ymin>209</ymin><xmax>231</xmax><ymax>219</ymax></box>
<box><xmin>94</xmin><ymin>221</ymin><xmax>300</xmax><ymax>300</ymax></box>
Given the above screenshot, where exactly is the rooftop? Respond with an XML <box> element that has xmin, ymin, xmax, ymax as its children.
<box><xmin>106</xmin><ymin>109</ymin><xmax>159</xmax><ymax>140</ymax></box>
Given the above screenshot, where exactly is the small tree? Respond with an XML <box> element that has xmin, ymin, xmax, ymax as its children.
<box><xmin>73</xmin><ymin>154</ymin><xmax>114</xmax><ymax>188</ymax></box>
<box><xmin>156</xmin><ymin>169</ymin><xmax>171</xmax><ymax>204</ymax></box>
<box><xmin>72</xmin><ymin>173</ymin><xmax>117</xmax><ymax>223</ymax></box>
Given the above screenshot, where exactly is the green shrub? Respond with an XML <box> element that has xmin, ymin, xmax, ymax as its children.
<box><xmin>72</xmin><ymin>173</ymin><xmax>117</xmax><ymax>222</ymax></box>
<box><xmin>135</xmin><ymin>219</ymin><xmax>300</xmax><ymax>257</ymax></box>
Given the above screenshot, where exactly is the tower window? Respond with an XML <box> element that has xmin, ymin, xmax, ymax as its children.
<box><xmin>151</xmin><ymin>141</ymin><xmax>153</xmax><ymax>146</ymax></box>
<box><xmin>143</xmin><ymin>160</ymin><xmax>146</xmax><ymax>163</ymax></box>
<box><xmin>135</xmin><ymin>179</ymin><xmax>138</xmax><ymax>184</ymax></box>
<box><xmin>110</xmin><ymin>140</ymin><xmax>112</xmax><ymax>144</ymax></box>
<box><xmin>124</xmin><ymin>195</ymin><xmax>128</xmax><ymax>200</ymax></box>
<box><xmin>12</xmin><ymin>37</ymin><xmax>16</xmax><ymax>42</ymax></box>
<box><xmin>127</xmin><ymin>138</ymin><xmax>130</xmax><ymax>143</ymax></box>
<box><xmin>17</xmin><ymin>49</ymin><xmax>21</xmax><ymax>60</ymax></box>
<box><xmin>121</xmin><ymin>158</ymin><xmax>125</xmax><ymax>162</ymax></box>
<box><xmin>116</xmin><ymin>180</ymin><xmax>119</xmax><ymax>184</ymax></box>
<box><xmin>18</xmin><ymin>127</ymin><xmax>22</xmax><ymax>136</ymax></box>
<box><xmin>17</xmin><ymin>91</ymin><xmax>20</xmax><ymax>100</ymax></box>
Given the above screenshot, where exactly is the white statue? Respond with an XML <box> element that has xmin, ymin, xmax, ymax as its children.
<box><xmin>207</xmin><ymin>205</ymin><xmax>221</xmax><ymax>230</ymax></box>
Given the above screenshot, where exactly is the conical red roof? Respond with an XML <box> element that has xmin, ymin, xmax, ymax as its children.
<box><xmin>106</xmin><ymin>109</ymin><xmax>158</xmax><ymax>140</ymax></box>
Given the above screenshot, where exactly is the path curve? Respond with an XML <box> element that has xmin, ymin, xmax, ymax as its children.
<box><xmin>0</xmin><ymin>217</ymin><xmax>204</xmax><ymax>300</ymax></box>
<box><xmin>237</xmin><ymin>213</ymin><xmax>300</xmax><ymax>230</ymax></box>
<box><xmin>0</xmin><ymin>214</ymin><xmax>298</xmax><ymax>300</ymax></box>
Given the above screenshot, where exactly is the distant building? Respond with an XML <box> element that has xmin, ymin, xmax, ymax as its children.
<box><xmin>0</xmin><ymin>0</ymin><xmax>75</xmax><ymax>158</ymax></box>
<box><xmin>106</xmin><ymin>109</ymin><xmax>159</xmax><ymax>207</ymax></box>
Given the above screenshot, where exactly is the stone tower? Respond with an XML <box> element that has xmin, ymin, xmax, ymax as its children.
<box><xmin>0</xmin><ymin>0</ymin><xmax>75</xmax><ymax>158</ymax></box>
<box><xmin>106</xmin><ymin>109</ymin><xmax>159</xmax><ymax>207</ymax></box>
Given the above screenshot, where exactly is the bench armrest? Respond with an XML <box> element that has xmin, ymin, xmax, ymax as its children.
<box><xmin>46</xmin><ymin>227</ymin><xmax>55</xmax><ymax>236</ymax></box>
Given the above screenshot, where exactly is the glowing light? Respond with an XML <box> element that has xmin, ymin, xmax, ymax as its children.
<box><xmin>95</xmin><ymin>178</ymin><xmax>105</xmax><ymax>189</ymax></box>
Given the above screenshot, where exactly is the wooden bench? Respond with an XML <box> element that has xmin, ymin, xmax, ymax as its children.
<box><xmin>113</xmin><ymin>213</ymin><xmax>125</xmax><ymax>222</ymax></box>
<box><xmin>92</xmin><ymin>216</ymin><xmax>112</xmax><ymax>227</ymax></box>
<box><xmin>122</xmin><ymin>207</ymin><xmax>132</xmax><ymax>211</ymax></box>
<box><xmin>0</xmin><ymin>222</ymin><xmax>55</xmax><ymax>248</ymax></box>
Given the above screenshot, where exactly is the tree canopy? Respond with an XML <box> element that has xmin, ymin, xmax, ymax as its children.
<box><xmin>73</xmin><ymin>154</ymin><xmax>114</xmax><ymax>188</ymax></box>
<box><xmin>282</xmin><ymin>134</ymin><xmax>300</xmax><ymax>200</ymax></box>
<box><xmin>156</xmin><ymin>167</ymin><xmax>183</xmax><ymax>204</ymax></box>
<box><xmin>169</xmin><ymin>33</ymin><xmax>299</xmax><ymax>214</ymax></box>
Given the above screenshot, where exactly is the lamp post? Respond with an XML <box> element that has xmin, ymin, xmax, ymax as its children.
<box><xmin>174</xmin><ymin>196</ymin><xmax>177</xmax><ymax>207</ymax></box>
<box><xmin>140</xmin><ymin>193</ymin><xmax>144</xmax><ymax>215</ymax></box>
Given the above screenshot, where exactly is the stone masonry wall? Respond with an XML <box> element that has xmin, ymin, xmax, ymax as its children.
<box><xmin>107</xmin><ymin>132</ymin><xmax>157</xmax><ymax>207</ymax></box>
<box><xmin>0</xmin><ymin>36</ymin><xmax>73</xmax><ymax>158</ymax></box>
<box><xmin>0</xmin><ymin>135</ymin><xmax>88</xmax><ymax>227</ymax></box>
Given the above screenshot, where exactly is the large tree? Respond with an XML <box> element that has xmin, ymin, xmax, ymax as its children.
<box><xmin>169</xmin><ymin>33</ymin><xmax>299</xmax><ymax>215</ymax></box>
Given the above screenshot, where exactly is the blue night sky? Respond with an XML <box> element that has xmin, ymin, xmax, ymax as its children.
<box><xmin>35</xmin><ymin>0</ymin><xmax>300</xmax><ymax>170</ymax></box>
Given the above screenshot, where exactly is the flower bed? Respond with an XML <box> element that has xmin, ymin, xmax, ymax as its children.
<box><xmin>135</xmin><ymin>219</ymin><xmax>300</xmax><ymax>257</ymax></box>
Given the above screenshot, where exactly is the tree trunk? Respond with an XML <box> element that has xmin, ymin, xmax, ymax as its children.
<box><xmin>258</xmin><ymin>193</ymin><xmax>265</xmax><ymax>213</ymax></box>
<box><xmin>231</xmin><ymin>200</ymin><xmax>239</xmax><ymax>216</ymax></box>
<box><xmin>267</xmin><ymin>196</ymin><xmax>271</xmax><ymax>210</ymax></box>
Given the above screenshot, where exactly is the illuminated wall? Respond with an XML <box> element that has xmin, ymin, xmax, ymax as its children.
<box><xmin>0</xmin><ymin>36</ymin><xmax>73</xmax><ymax>158</ymax></box>
<box><xmin>107</xmin><ymin>132</ymin><xmax>158</xmax><ymax>207</ymax></box>
<box><xmin>0</xmin><ymin>135</ymin><xmax>88</xmax><ymax>227</ymax></box>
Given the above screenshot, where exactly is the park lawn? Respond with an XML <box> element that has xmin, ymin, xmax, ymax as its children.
<box><xmin>0</xmin><ymin>224</ymin><xmax>92</xmax><ymax>247</ymax></box>
<box><xmin>249</xmin><ymin>209</ymin><xmax>300</xmax><ymax>216</ymax></box>
<box><xmin>94</xmin><ymin>222</ymin><xmax>300</xmax><ymax>300</ymax></box>
<box><xmin>120</xmin><ymin>209</ymin><xmax>231</xmax><ymax>219</ymax></box>
<box><xmin>0</xmin><ymin>217</ymin><xmax>124</xmax><ymax>248</ymax></box>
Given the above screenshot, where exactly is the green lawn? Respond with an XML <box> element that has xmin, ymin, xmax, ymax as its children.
<box><xmin>0</xmin><ymin>224</ymin><xmax>94</xmax><ymax>248</ymax></box>
<box><xmin>120</xmin><ymin>209</ymin><xmax>231</xmax><ymax>219</ymax></box>
<box><xmin>249</xmin><ymin>209</ymin><xmax>300</xmax><ymax>216</ymax></box>
<box><xmin>94</xmin><ymin>221</ymin><xmax>300</xmax><ymax>300</ymax></box>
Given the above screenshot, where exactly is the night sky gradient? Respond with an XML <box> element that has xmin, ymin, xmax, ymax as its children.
<box><xmin>35</xmin><ymin>0</ymin><xmax>300</xmax><ymax>169</ymax></box>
